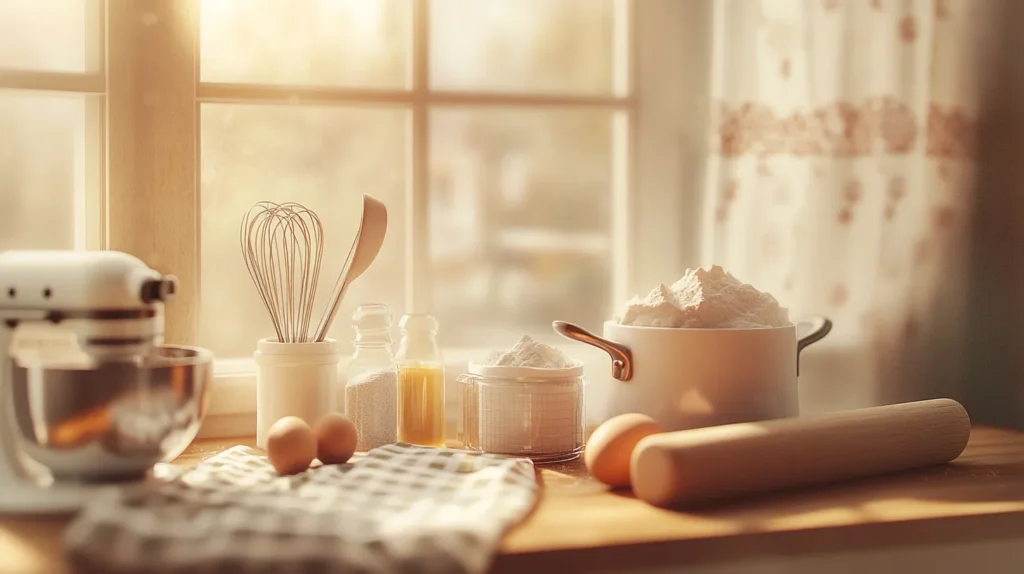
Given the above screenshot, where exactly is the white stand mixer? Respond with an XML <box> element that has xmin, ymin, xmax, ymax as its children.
<box><xmin>0</xmin><ymin>250</ymin><xmax>209</xmax><ymax>514</ymax></box>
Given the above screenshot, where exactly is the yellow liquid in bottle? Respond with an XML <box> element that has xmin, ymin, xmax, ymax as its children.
<box><xmin>397</xmin><ymin>363</ymin><xmax>446</xmax><ymax>447</ymax></box>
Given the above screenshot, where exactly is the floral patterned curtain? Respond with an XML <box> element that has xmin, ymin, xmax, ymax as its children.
<box><xmin>700</xmin><ymin>0</ymin><xmax>987</xmax><ymax>413</ymax></box>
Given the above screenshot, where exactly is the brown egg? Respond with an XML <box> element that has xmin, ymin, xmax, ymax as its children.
<box><xmin>584</xmin><ymin>413</ymin><xmax>661</xmax><ymax>488</ymax></box>
<box><xmin>314</xmin><ymin>413</ymin><xmax>358</xmax><ymax>464</ymax></box>
<box><xmin>266</xmin><ymin>416</ymin><xmax>317</xmax><ymax>475</ymax></box>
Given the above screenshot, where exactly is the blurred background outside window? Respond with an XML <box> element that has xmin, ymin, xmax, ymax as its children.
<box><xmin>0</xmin><ymin>0</ymin><xmax>94</xmax><ymax>252</ymax></box>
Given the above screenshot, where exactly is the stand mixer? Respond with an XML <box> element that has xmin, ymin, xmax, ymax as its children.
<box><xmin>0</xmin><ymin>250</ymin><xmax>212</xmax><ymax>514</ymax></box>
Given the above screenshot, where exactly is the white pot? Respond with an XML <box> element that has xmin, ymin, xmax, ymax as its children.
<box><xmin>554</xmin><ymin>317</ymin><xmax>831</xmax><ymax>432</ymax></box>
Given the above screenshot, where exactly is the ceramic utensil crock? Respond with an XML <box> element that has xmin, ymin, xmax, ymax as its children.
<box><xmin>254</xmin><ymin>337</ymin><xmax>340</xmax><ymax>449</ymax></box>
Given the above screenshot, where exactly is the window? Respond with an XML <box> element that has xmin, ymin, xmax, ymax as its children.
<box><xmin>198</xmin><ymin>0</ymin><xmax>628</xmax><ymax>358</ymax></box>
<box><xmin>0</xmin><ymin>0</ymin><xmax>104</xmax><ymax>252</ymax></box>
<box><xmin>1</xmin><ymin>0</ymin><xmax>702</xmax><ymax>435</ymax></box>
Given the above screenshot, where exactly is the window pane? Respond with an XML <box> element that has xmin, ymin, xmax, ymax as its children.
<box><xmin>0</xmin><ymin>0</ymin><xmax>88</xmax><ymax>72</ymax></box>
<box><xmin>200</xmin><ymin>104</ymin><xmax>407</xmax><ymax>359</ymax></box>
<box><xmin>431</xmin><ymin>0</ymin><xmax>617</xmax><ymax>95</ymax></box>
<box><xmin>430</xmin><ymin>108</ymin><xmax>615</xmax><ymax>347</ymax></box>
<box><xmin>0</xmin><ymin>91</ymin><xmax>85</xmax><ymax>250</ymax></box>
<box><xmin>200</xmin><ymin>0</ymin><xmax>411</xmax><ymax>89</ymax></box>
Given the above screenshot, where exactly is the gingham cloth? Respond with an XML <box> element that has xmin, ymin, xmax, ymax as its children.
<box><xmin>63</xmin><ymin>443</ymin><xmax>539</xmax><ymax>574</ymax></box>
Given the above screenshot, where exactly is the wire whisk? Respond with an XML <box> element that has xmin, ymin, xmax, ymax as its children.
<box><xmin>240</xmin><ymin>201</ymin><xmax>325</xmax><ymax>343</ymax></box>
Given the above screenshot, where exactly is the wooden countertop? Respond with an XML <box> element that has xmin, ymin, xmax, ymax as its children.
<box><xmin>3</xmin><ymin>426</ymin><xmax>1024</xmax><ymax>573</ymax></box>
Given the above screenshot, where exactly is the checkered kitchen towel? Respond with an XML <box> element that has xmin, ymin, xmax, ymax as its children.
<box><xmin>64</xmin><ymin>443</ymin><xmax>539</xmax><ymax>574</ymax></box>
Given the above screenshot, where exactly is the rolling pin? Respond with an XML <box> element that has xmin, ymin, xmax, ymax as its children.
<box><xmin>630</xmin><ymin>398</ymin><xmax>971</xmax><ymax>508</ymax></box>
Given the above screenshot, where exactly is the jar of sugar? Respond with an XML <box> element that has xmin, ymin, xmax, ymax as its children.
<box><xmin>458</xmin><ymin>335</ymin><xmax>586</xmax><ymax>463</ymax></box>
<box><xmin>344</xmin><ymin>304</ymin><xmax>398</xmax><ymax>451</ymax></box>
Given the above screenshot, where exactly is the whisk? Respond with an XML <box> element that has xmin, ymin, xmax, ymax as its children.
<box><xmin>240</xmin><ymin>202</ymin><xmax>324</xmax><ymax>343</ymax></box>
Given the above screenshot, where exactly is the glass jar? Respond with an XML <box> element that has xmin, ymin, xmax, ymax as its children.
<box><xmin>394</xmin><ymin>313</ymin><xmax>446</xmax><ymax>447</ymax></box>
<box><xmin>344</xmin><ymin>304</ymin><xmax>398</xmax><ymax>451</ymax></box>
<box><xmin>458</xmin><ymin>361</ymin><xmax>586</xmax><ymax>463</ymax></box>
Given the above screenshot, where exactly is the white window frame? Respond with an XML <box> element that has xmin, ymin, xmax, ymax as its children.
<box><xmin>1</xmin><ymin>0</ymin><xmax>711</xmax><ymax>438</ymax></box>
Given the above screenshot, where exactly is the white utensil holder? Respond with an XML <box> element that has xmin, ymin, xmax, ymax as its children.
<box><xmin>254</xmin><ymin>337</ymin><xmax>340</xmax><ymax>449</ymax></box>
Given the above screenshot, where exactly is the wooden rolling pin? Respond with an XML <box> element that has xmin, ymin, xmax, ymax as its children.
<box><xmin>630</xmin><ymin>398</ymin><xmax>971</xmax><ymax>508</ymax></box>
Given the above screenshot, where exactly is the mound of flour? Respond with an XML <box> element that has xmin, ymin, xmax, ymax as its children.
<box><xmin>482</xmin><ymin>335</ymin><xmax>577</xmax><ymax>369</ymax></box>
<box><xmin>618</xmin><ymin>265</ymin><xmax>791</xmax><ymax>328</ymax></box>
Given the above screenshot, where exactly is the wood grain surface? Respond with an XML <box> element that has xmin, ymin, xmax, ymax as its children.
<box><xmin>2</xmin><ymin>427</ymin><xmax>1024</xmax><ymax>573</ymax></box>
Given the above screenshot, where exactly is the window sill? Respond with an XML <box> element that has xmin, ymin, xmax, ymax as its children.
<box><xmin>200</xmin><ymin>330</ymin><xmax>865</xmax><ymax>439</ymax></box>
<box><xmin>201</xmin><ymin>337</ymin><xmax>595</xmax><ymax>438</ymax></box>
<box><xmin>206</xmin><ymin>345</ymin><xmax>551</xmax><ymax>416</ymax></box>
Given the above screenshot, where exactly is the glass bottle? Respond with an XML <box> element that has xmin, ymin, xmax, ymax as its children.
<box><xmin>344</xmin><ymin>304</ymin><xmax>398</xmax><ymax>451</ymax></box>
<box><xmin>394</xmin><ymin>313</ymin><xmax>446</xmax><ymax>447</ymax></box>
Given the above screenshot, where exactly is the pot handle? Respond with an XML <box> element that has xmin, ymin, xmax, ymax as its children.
<box><xmin>796</xmin><ymin>316</ymin><xmax>833</xmax><ymax>375</ymax></box>
<box><xmin>552</xmin><ymin>321</ymin><xmax>634</xmax><ymax>381</ymax></box>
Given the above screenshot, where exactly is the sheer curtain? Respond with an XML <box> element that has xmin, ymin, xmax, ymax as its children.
<box><xmin>697</xmin><ymin>0</ymin><xmax>988</xmax><ymax>413</ymax></box>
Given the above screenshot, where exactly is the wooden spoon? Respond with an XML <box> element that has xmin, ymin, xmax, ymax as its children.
<box><xmin>314</xmin><ymin>194</ymin><xmax>388</xmax><ymax>342</ymax></box>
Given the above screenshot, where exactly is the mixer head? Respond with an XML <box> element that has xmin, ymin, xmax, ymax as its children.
<box><xmin>0</xmin><ymin>250</ymin><xmax>177</xmax><ymax>363</ymax></box>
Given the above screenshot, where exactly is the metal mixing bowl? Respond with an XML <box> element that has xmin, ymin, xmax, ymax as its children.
<box><xmin>8</xmin><ymin>345</ymin><xmax>212</xmax><ymax>482</ymax></box>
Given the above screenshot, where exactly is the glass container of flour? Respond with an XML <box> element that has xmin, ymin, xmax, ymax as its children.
<box><xmin>344</xmin><ymin>304</ymin><xmax>398</xmax><ymax>451</ymax></box>
<box><xmin>458</xmin><ymin>335</ymin><xmax>586</xmax><ymax>463</ymax></box>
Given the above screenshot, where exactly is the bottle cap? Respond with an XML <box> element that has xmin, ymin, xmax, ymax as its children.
<box><xmin>352</xmin><ymin>304</ymin><xmax>393</xmax><ymax>332</ymax></box>
<box><xmin>398</xmin><ymin>313</ymin><xmax>439</xmax><ymax>333</ymax></box>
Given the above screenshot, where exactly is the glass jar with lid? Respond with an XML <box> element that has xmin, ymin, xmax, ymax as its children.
<box><xmin>459</xmin><ymin>361</ymin><xmax>586</xmax><ymax>463</ymax></box>
<box><xmin>394</xmin><ymin>313</ymin><xmax>445</xmax><ymax>447</ymax></box>
<box><xmin>344</xmin><ymin>304</ymin><xmax>398</xmax><ymax>451</ymax></box>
